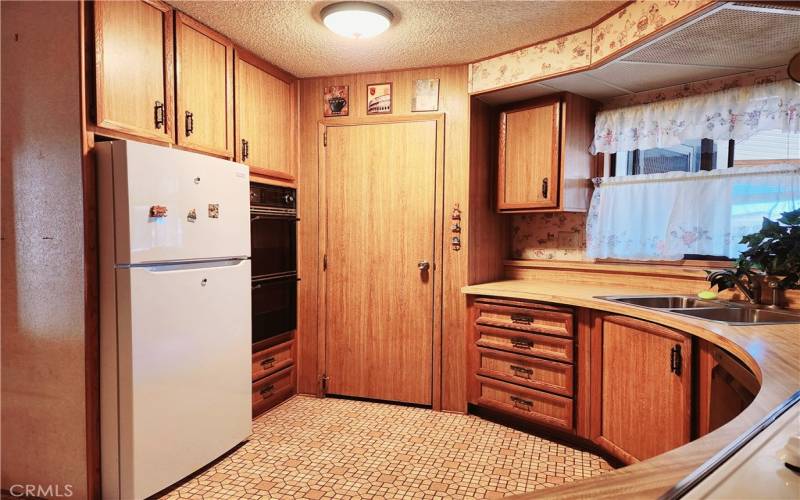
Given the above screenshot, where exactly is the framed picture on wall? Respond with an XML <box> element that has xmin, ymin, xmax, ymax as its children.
<box><xmin>323</xmin><ymin>85</ymin><xmax>349</xmax><ymax>117</ymax></box>
<box><xmin>366</xmin><ymin>82</ymin><xmax>392</xmax><ymax>114</ymax></box>
<box><xmin>412</xmin><ymin>79</ymin><xmax>439</xmax><ymax>112</ymax></box>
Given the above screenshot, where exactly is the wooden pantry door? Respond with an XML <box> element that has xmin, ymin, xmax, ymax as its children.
<box><xmin>321</xmin><ymin>118</ymin><xmax>443</xmax><ymax>406</ymax></box>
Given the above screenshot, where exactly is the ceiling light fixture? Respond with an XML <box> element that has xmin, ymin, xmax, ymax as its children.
<box><xmin>321</xmin><ymin>2</ymin><xmax>393</xmax><ymax>39</ymax></box>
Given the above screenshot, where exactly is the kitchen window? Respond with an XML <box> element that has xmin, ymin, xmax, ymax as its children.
<box><xmin>588</xmin><ymin>80</ymin><xmax>800</xmax><ymax>261</ymax></box>
<box><xmin>608</xmin><ymin>129</ymin><xmax>800</xmax><ymax>177</ymax></box>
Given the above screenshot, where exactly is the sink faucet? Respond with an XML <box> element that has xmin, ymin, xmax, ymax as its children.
<box><xmin>705</xmin><ymin>269</ymin><xmax>761</xmax><ymax>305</ymax></box>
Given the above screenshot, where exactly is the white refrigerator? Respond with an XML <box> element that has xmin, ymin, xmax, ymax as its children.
<box><xmin>97</xmin><ymin>140</ymin><xmax>252</xmax><ymax>500</ymax></box>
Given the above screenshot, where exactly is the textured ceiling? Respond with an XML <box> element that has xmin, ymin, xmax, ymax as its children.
<box><xmin>168</xmin><ymin>1</ymin><xmax>625</xmax><ymax>78</ymax></box>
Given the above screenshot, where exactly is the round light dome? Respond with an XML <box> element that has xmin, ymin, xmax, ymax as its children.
<box><xmin>321</xmin><ymin>2</ymin><xmax>393</xmax><ymax>39</ymax></box>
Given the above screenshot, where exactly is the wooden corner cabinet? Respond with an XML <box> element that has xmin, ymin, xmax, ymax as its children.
<box><xmin>92</xmin><ymin>0</ymin><xmax>175</xmax><ymax>144</ymax></box>
<box><xmin>234</xmin><ymin>49</ymin><xmax>297</xmax><ymax>182</ymax></box>
<box><xmin>497</xmin><ymin>93</ymin><xmax>596</xmax><ymax>213</ymax></box>
<box><xmin>590</xmin><ymin>313</ymin><xmax>692</xmax><ymax>464</ymax></box>
<box><xmin>695</xmin><ymin>340</ymin><xmax>758</xmax><ymax>438</ymax></box>
<box><xmin>175</xmin><ymin>12</ymin><xmax>234</xmax><ymax>157</ymax></box>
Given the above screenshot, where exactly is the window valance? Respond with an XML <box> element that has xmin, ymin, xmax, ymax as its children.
<box><xmin>591</xmin><ymin>80</ymin><xmax>800</xmax><ymax>155</ymax></box>
<box><xmin>585</xmin><ymin>164</ymin><xmax>800</xmax><ymax>260</ymax></box>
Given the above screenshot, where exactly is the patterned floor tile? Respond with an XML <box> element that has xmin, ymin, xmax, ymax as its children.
<box><xmin>158</xmin><ymin>396</ymin><xmax>611</xmax><ymax>499</ymax></box>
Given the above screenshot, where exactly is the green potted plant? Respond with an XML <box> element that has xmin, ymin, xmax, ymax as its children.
<box><xmin>706</xmin><ymin>208</ymin><xmax>800</xmax><ymax>307</ymax></box>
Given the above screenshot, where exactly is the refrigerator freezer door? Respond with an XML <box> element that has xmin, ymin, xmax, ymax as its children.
<box><xmin>103</xmin><ymin>140</ymin><xmax>250</xmax><ymax>265</ymax></box>
<box><xmin>114</xmin><ymin>259</ymin><xmax>251</xmax><ymax>499</ymax></box>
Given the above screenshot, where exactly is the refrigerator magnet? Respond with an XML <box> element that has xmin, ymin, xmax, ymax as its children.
<box><xmin>208</xmin><ymin>203</ymin><xmax>219</xmax><ymax>219</ymax></box>
<box><xmin>187</xmin><ymin>208</ymin><xmax>197</xmax><ymax>222</ymax></box>
<box><xmin>149</xmin><ymin>205</ymin><xmax>168</xmax><ymax>218</ymax></box>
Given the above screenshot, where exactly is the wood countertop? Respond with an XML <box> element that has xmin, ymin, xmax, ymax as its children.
<box><xmin>462</xmin><ymin>280</ymin><xmax>800</xmax><ymax>499</ymax></box>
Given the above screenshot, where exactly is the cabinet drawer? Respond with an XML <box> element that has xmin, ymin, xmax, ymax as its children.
<box><xmin>476</xmin><ymin>347</ymin><xmax>573</xmax><ymax>397</ymax></box>
<box><xmin>476</xmin><ymin>301</ymin><xmax>573</xmax><ymax>338</ymax></box>
<box><xmin>476</xmin><ymin>324</ymin><xmax>574</xmax><ymax>363</ymax></box>
<box><xmin>252</xmin><ymin>365</ymin><xmax>294</xmax><ymax>417</ymax></box>
<box><xmin>477</xmin><ymin>375</ymin><xmax>573</xmax><ymax>430</ymax></box>
<box><xmin>252</xmin><ymin>338</ymin><xmax>294</xmax><ymax>381</ymax></box>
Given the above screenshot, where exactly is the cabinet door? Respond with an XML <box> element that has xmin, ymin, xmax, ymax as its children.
<box><xmin>175</xmin><ymin>13</ymin><xmax>233</xmax><ymax>157</ymax></box>
<box><xmin>94</xmin><ymin>0</ymin><xmax>174</xmax><ymax>143</ymax></box>
<box><xmin>235</xmin><ymin>51</ymin><xmax>295</xmax><ymax>181</ymax></box>
<box><xmin>593</xmin><ymin>314</ymin><xmax>692</xmax><ymax>464</ymax></box>
<box><xmin>498</xmin><ymin>97</ymin><xmax>560</xmax><ymax>211</ymax></box>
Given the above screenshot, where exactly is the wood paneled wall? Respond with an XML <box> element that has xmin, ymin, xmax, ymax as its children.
<box><xmin>297</xmin><ymin>66</ymin><xmax>473</xmax><ymax>412</ymax></box>
<box><xmin>1</xmin><ymin>1</ymin><xmax>90</xmax><ymax>497</ymax></box>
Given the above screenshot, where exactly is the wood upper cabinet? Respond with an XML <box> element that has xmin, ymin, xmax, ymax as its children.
<box><xmin>175</xmin><ymin>12</ymin><xmax>233</xmax><ymax>157</ymax></box>
<box><xmin>93</xmin><ymin>0</ymin><xmax>174</xmax><ymax>143</ymax></box>
<box><xmin>591</xmin><ymin>314</ymin><xmax>692</xmax><ymax>464</ymax></box>
<box><xmin>235</xmin><ymin>50</ymin><xmax>296</xmax><ymax>182</ymax></box>
<box><xmin>497</xmin><ymin>93</ymin><xmax>595</xmax><ymax>213</ymax></box>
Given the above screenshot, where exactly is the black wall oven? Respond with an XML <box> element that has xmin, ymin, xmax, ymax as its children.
<box><xmin>250</xmin><ymin>183</ymin><xmax>297</xmax><ymax>344</ymax></box>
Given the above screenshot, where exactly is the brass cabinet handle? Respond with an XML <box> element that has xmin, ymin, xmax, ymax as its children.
<box><xmin>242</xmin><ymin>139</ymin><xmax>249</xmax><ymax>161</ymax></box>
<box><xmin>260</xmin><ymin>356</ymin><xmax>276</xmax><ymax>369</ymax></box>
<box><xmin>511</xmin><ymin>396</ymin><xmax>533</xmax><ymax>411</ymax></box>
<box><xmin>185</xmin><ymin>111</ymin><xmax>194</xmax><ymax>136</ymax></box>
<box><xmin>418</xmin><ymin>260</ymin><xmax>430</xmax><ymax>271</ymax></box>
<box><xmin>511</xmin><ymin>314</ymin><xmax>532</xmax><ymax>325</ymax></box>
<box><xmin>511</xmin><ymin>338</ymin><xmax>533</xmax><ymax>349</ymax></box>
<box><xmin>259</xmin><ymin>384</ymin><xmax>275</xmax><ymax>398</ymax></box>
<box><xmin>542</xmin><ymin>177</ymin><xmax>549</xmax><ymax>198</ymax></box>
<box><xmin>154</xmin><ymin>100</ymin><xmax>165</xmax><ymax>129</ymax></box>
<box><xmin>510</xmin><ymin>365</ymin><xmax>533</xmax><ymax>379</ymax></box>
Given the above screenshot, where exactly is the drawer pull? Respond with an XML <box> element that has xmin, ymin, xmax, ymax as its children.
<box><xmin>259</xmin><ymin>384</ymin><xmax>275</xmax><ymax>398</ymax></box>
<box><xmin>511</xmin><ymin>395</ymin><xmax>533</xmax><ymax>411</ymax></box>
<box><xmin>510</xmin><ymin>365</ymin><xmax>533</xmax><ymax>379</ymax></box>
<box><xmin>511</xmin><ymin>338</ymin><xmax>533</xmax><ymax>349</ymax></box>
<box><xmin>260</xmin><ymin>356</ymin><xmax>276</xmax><ymax>369</ymax></box>
<box><xmin>511</xmin><ymin>314</ymin><xmax>533</xmax><ymax>325</ymax></box>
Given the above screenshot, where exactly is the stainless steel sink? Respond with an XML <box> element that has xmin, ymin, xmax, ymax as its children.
<box><xmin>670</xmin><ymin>307</ymin><xmax>800</xmax><ymax>325</ymax></box>
<box><xmin>596</xmin><ymin>295</ymin><xmax>800</xmax><ymax>325</ymax></box>
<box><xmin>598</xmin><ymin>295</ymin><xmax>721</xmax><ymax>309</ymax></box>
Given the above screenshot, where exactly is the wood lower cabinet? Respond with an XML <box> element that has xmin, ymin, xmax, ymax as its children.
<box><xmin>696</xmin><ymin>340</ymin><xmax>758</xmax><ymax>438</ymax></box>
<box><xmin>469</xmin><ymin>298</ymin><xmax>577</xmax><ymax>432</ymax></box>
<box><xmin>591</xmin><ymin>314</ymin><xmax>692</xmax><ymax>464</ymax></box>
<box><xmin>497</xmin><ymin>93</ymin><xmax>595</xmax><ymax>213</ymax></box>
<box><xmin>235</xmin><ymin>50</ymin><xmax>296</xmax><ymax>182</ymax></box>
<box><xmin>252</xmin><ymin>331</ymin><xmax>296</xmax><ymax>418</ymax></box>
<box><xmin>93</xmin><ymin>0</ymin><xmax>174</xmax><ymax>143</ymax></box>
<box><xmin>175</xmin><ymin>12</ymin><xmax>233</xmax><ymax>157</ymax></box>
<box><xmin>468</xmin><ymin>297</ymin><xmax>752</xmax><ymax>468</ymax></box>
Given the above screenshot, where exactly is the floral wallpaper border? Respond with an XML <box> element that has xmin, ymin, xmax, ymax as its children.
<box><xmin>469</xmin><ymin>0</ymin><xmax>715</xmax><ymax>94</ymax></box>
<box><xmin>469</xmin><ymin>29</ymin><xmax>592</xmax><ymax>95</ymax></box>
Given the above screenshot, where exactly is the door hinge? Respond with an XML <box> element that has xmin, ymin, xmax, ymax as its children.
<box><xmin>319</xmin><ymin>374</ymin><xmax>329</xmax><ymax>396</ymax></box>
<box><xmin>323</xmin><ymin>253</ymin><xmax>327</xmax><ymax>271</ymax></box>
<box><xmin>323</xmin><ymin>130</ymin><xmax>327</xmax><ymax>147</ymax></box>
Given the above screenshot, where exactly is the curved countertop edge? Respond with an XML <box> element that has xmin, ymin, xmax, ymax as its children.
<box><xmin>461</xmin><ymin>279</ymin><xmax>800</xmax><ymax>499</ymax></box>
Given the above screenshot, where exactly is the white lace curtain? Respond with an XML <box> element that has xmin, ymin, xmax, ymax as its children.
<box><xmin>586</xmin><ymin>164</ymin><xmax>800</xmax><ymax>260</ymax></box>
<box><xmin>591</xmin><ymin>80</ymin><xmax>800</xmax><ymax>154</ymax></box>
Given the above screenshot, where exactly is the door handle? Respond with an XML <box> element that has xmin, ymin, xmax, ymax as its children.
<box><xmin>417</xmin><ymin>261</ymin><xmax>430</xmax><ymax>271</ymax></box>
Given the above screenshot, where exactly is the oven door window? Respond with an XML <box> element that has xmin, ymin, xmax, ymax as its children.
<box><xmin>252</xmin><ymin>276</ymin><xmax>297</xmax><ymax>344</ymax></box>
<box><xmin>250</xmin><ymin>215</ymin><xmax>297</xmax><ymax>279</ymax></box>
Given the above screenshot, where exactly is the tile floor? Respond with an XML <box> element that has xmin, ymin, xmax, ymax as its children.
<box><xmin>159</xmin><ymin>396</ymin><xmax>612</xmax><ymax>499</ymax></box>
